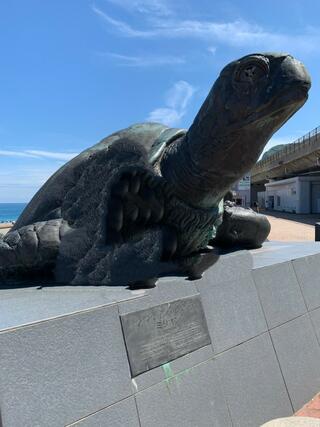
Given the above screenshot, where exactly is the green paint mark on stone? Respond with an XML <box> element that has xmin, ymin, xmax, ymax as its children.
<box><xmin>162</xmin><ymin>363</ymin><xmax>175</xmax><ymax>394</ymax></box>
<box><xmin>162</xmin><ymin>362</ymin><xmax>202</xmax><ymax>394</ymax></box>
<box><xmin>163</xmin><ymin>363</ymin><xmax>174</xmax><ymax>380</ymax></box>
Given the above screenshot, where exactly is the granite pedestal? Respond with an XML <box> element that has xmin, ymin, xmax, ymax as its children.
<box><xmin>1</xmin><ymin>242</ymin><xmax>320</xmax><ymax>427</ymax></box>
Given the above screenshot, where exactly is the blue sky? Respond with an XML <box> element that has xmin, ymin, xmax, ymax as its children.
<box><xmin>1</xmin><ymin>0</ymin><xmax>320</xmax><ymax>202</ymax></box>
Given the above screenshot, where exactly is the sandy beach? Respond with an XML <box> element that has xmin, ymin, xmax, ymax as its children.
<box><xmin>0</xmin><ymin>222</ymin><xmax>13</xmax><ymax>235</ymax></box>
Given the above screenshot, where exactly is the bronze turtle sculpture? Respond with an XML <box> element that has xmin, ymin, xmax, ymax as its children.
<box><xmin>0</xmin><ymin>52</ymin><xmax>311</xmax><ymax>286</ymax></box>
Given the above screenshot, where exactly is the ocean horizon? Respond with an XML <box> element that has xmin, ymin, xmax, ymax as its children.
<box><xmin>0</xmin><ymin>203</ymin><xmax>27</xmax><ymax>222</ymax></box>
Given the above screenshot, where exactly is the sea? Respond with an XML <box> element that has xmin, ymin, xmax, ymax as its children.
<box><xmin>0</xmin><ymin>203</ymin><xmax>27</xmax><ymax>222</ymax></box>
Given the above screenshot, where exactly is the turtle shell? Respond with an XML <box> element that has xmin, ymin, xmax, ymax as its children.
<box><xmin>13</xmin><ymin>123</ymin><xmax>186</xmax><ymax>230</ymax></box>
<box><xmin>148</xmin><ymin>126</ymin><xmax>187</xmax><ymax>164</ymax></box>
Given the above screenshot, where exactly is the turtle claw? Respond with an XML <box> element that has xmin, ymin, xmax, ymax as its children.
<box><xmin>130</xmin><ymin>175</ymin><xmax>141</xmax><ymax>194</ymax></box>
<box><xmin>112</xmin><ymin>179</ymin><xmax>129</xmax><ymax>197</ymax></box>
<box><xmin>162</xmin><ymin>228</ymin><xmax>178</xmax><ymax>261</ymax></box>
<box><xmin>107</xmin><ymin>198</ymin><xmax>124</xmax><ymax>232</ymax></box>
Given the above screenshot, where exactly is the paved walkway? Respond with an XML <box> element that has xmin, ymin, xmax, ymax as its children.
<box><xmin>262</xmin><ymin>418</ymin><xmax>320</xmax><ymax>426</ymax></box>
<box><xmin>295</xmin><ymin>393</ymin><xmax>320</xmax><ymax>419</ymax></box>
<box><xmin>262</xmin><ymin>210</ymin><xmax>320</xmax><ymax>226</ymax></box>
<box><xmin>263</xmin><ymin>210</ymin><xmax>317</xmax><ymax>241</ymax></box>
<box><xmin>262</xmin><ymin>393</ymin><xmax>320</xmax><ymax>426</ymax></box>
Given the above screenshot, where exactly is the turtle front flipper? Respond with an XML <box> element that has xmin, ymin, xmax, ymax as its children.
<box><xmin>106</xmin><ymin>169</ymin><xmax>178</xmax><ymax>260</ymax></box>
<box><xmin>0</xmin><ymin>219</ymin><xmax>70</xmax><ymax>282</ymax></box>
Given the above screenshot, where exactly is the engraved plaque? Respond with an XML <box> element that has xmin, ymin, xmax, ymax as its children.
<box><xmin>120</xmin><ymin>295</ymin><xmax>211</xmax><ymax>377</ymax></box>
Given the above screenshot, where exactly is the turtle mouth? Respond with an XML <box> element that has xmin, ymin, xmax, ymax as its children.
<box><xmin>244</xmin><ymin>79</ymin><xmax>310</xmax><ymax>127</ymax></box>
<box><xmin>278</xmin><ymin>80</ymin><xmax>310</xmax><ymax>105</ymax></box>
<box><xmin>219</xmin><ymin>79</ymin><xmax>310</xmax><ymax>135</ymax></box>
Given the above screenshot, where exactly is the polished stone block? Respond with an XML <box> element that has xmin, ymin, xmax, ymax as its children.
<box><xmin>251</xmin><ymin>242</ymin><xmax>320</xmax><ymax>269</ymax></box>
<box><xmin>270</xmin><ymin>314</ymin><xmax>320</xmax><ymax>411</ymax></box>
<box><xmin>292</xmin><ymin>254</ymin><xmax>320</xmax><ymax>311</ymax></box>
<box><xmin>197</xmin><ymin>272</ymin><xmax>267</xmax><ymax>353</ymax></box>
<box><xmin>0</xmin><ymin>306</ymin><xmax>132</xmax><ymax>427</ymax></box>
<box><xmin>201</xmin><ymin>250</ymin><xmax>253</xmax><ymax>283</ymax></box>
<box><xmin>131</xmin><ymin>344</ymin><xmax>214</xmax><ymax>393</ymax></box>
<box><xmin>136</xmin><ymin>358</ymin><xmax>232</xmax><ymax>427</ymax></box>
<box><xmin>216</xmin><ymin>333</ymin><xmax>292</xmax><ymax>427</ymax></box>
<box><xmin>68</xmin><ymin>397</ymin><xmax>140</xmax><ymax>427</ymax></box>
<box><xmin>253</xmin><ymin>261</ymin><xmax>307</xmax><ymax>329</ymax></box>
<box><xmin>118</xmin><ymin>276</ymin><xmax>198</xmax><ymax>315</ymax></box>
<box><xmin>0</xmin><ymin>284</ymin><xmax>145</xmax><ymax>332</ymax></box>
<box><xmin>310</xmin><ymin>307</ymin><xmax>320</xmax><ymax>344</ymax></box>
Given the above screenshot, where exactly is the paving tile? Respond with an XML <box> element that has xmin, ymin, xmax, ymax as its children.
<box><xmin>68</xmin><ymin>397</ymin><xmax>140</xmax><ymax>427</ymax></box>
<box><xmin>0</xmin><ymin>306</ymin><xmax>132</xmax><ymax>427</ymax></box>
<box><xmin>253</xmin><ymin>261</ymin><xmax>307</xmax><ymax>329</ymax></box>
<box><xmin>292</xmin><ymin>254</ymin><xmax>320</xmax><ymax>310</ymax></box>
<box><xmin>216</xmin><ymin>333</ymin><xmax>292</xmax><ymax>427</ymax></box>
<box><xmin>136</xmin><ymin>358</ymin><xmax>232</xmax><ymax>427</ymax></box>
<box><xmin>270</xmin><ymin>314</ymin><xmax>320</xmax><ymax>411</ymax></box>
<box><xmin>197</xmin><ymin>272</ymin><xmax>267</xmax><ymax>353</ymax></box>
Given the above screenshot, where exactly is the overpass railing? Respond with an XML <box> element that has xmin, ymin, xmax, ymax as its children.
<box><xmin>253</xmin><ymin>125</ymin><xmax>320</xmax><ymax>172</ymax></box>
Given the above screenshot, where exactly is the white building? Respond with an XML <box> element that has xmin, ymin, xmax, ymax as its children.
<box><xmin>264</xmin><ymin>176</ymin><xmax>320</xmax><ymax>214</ymax></box>
<box><xmin>232</xmin><ymin>174</ymin><xmax>251</xmax><ymax>207</ymax></box>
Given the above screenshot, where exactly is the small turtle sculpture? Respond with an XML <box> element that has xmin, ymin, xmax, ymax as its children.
<box><xmin>0</xmin><ymin>52</ymin><xmax>311</xmax><ymax>287</ymax></box>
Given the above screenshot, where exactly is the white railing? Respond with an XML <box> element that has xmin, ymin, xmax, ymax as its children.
<box><xmin>254</xmin><ymin>125</ymin><xmax>320</xmax><ymax>172</ymax></box>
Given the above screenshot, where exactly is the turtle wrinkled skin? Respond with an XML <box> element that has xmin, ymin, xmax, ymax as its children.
<box><xmin>0</xmin><ymin>52</ymin><xmax>311</xmax><ymax>287</ymax></box>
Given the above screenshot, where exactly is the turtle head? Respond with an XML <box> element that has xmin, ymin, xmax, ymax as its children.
<box><xmin>161</xmin><ymin>53</ymin><xmax>311</xmax><ymax>208</ymax></box>
<box><xmin>212</xmin><ymin>52</ymin><xmax>311</xmax><ymax>135</ymax></box>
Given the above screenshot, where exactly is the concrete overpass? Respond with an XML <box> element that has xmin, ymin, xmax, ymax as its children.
<box><xmin>251</xmin><ymin>126</ymin><xmax>320</xmax><ymax>185</ymax></box>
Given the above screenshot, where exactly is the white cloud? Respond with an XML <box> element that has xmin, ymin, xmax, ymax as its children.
<box><xmin>0</xmin><ymin>150</ymin><xmax>78</xmax><ymax>161</ymax></box>
<box><xmin>105</xmin><ymin>0</ymin><xmax>171</xmax><ymax>16</ymax></box>
<box><xmin>25</xmin><ymin>150</ymin><xmax>78</xmax><ymax>161</ymax></box>
<box><xmin>0</xmin><ymin>150</ymin><xmax>79</xmax><ymax>201</ymax></box>
<box><xmin>165</xmin><ymin>80</ymin><xmax>195</xmax><ymax>110</ymax></box>
<box><xmin>147</xmin><ymin>80</ymin><xmax>195</xmax><ymax>126</ymax></box>
<box><xmin>92</xmin><ymin>6</ymin><xmax>156</xmax><ymax>37</ymax></box>
<box><xmin>100</xmin><ymin>52</ymin><xmax>185</xmax><ymax>66</ymax></box>
<box><xmin>0</xmin><ymin>166</ymin><xmax>61</xmax><ymax>203</ymax></box>
<box><xmin>0</xmin><ymin>168</ymin><xmax>56</xmax><ymax>187</ymax></box>
<box><xmin>0</xmin><ymin>150</ymin><xmax>39</xmax><ymax>158</ymax></box>
<box><xmin>92</xmin><ymin>6</ymin><xmax>320</xmax><ymax>54</ymax></box>
<box><xmin>147</xmin><ymin>108</ymin><xmax>183</xmax><ymax>126</ymax></box>
<box><xmin>207</xmin><ymin>46</ymin><xmax>217</xmax><ymax>55</ymax></box>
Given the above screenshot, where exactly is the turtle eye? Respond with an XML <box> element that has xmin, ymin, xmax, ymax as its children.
<box><xmin>234</xmin><ymin>58</ymin><xmax>269</xmax><ymax>85</ymax></box>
